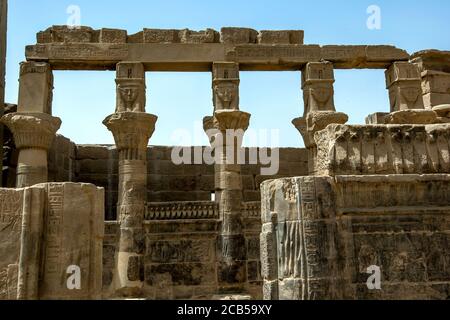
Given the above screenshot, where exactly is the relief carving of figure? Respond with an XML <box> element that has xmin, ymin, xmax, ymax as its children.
<box><xmin>117</xmin><ymin>83</ymin><xmax>142</xmax><ymax>113</ymax></box>
<box><xmin>400</xmin><ymin>87</ymin><xmax>420</xmax><ymax>104</ymax></box>
<box><xmin>214</xmin><ymin>83</ymin><xmax>238</xmax><ymax>110</ymax></box>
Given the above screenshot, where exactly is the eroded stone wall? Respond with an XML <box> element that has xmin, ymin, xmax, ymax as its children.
<box><xmin>261</xmin><ymin>176</ymin><xmax>450</xmax><ymax>300</ymax></box>
<box><xmin>74</xmin><ymin>145</ymin><xmax>308</xmax><ymax>220</ymax></box>
<box><xmin>103</xmin><ymin>211</ymin><xmax>263</xmax><ymax>300</ymax></box>
<box><xmin>0</xmin><ymin>183</ymin><xmax>104</xmax><ymax>300</ymax></box>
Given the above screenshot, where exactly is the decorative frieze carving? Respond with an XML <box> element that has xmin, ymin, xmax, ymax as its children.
<box><xmin>144</xmin><ymin>201</ymin><xmax>260</xmax><ymax>220</ymax></box>
<box><xmin>314</xmin><ymin>123</ymin><xmax>450</xmax><ymax>176</ymax></box>
<box><xmin>146</xmin><ymin>201</ymin><xmax>219</xmax><ymax>220</ymax></box>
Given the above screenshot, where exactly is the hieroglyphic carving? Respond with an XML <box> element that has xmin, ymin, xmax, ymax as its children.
<box><xmin>262</xmin><ymin>177</ymin><xmax>340</xmax><ymax>300</ymax></box>
<box><xmin>229</xmin><ymin>45</ymin><xmax>321</xmax><ymax>63</ymax></box>
<box><xmin>40</xmin><ymin>184</ymin><xmax>63</xmax><ymax>295</ymax></box>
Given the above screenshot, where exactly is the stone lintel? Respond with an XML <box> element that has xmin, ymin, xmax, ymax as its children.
<box><xmin>25</xmin><ymin>43</ymin><xmax>410</xmax><ymax>71</ymax></box>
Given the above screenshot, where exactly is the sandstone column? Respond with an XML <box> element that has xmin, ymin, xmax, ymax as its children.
<box><xmin>0</xmin><ymin>0</ymin><xmax>7</xmax><ymax>186</ymax></box>
<box><xmin>204</xmin><ymin>62</ymin><xmax>250</xmax><ymax>292</ymax></box>
<box><xmin>1</xmin><ymin>62</ymin><xmax>61</xmax><ymax>187</ymax></box>
<box><xmin>292</xmin><ymin>62</ymin><xmax>347</xmax><ymax>174</ymax></box>
<box><xmin>103</xmin><ymin>62</ymin><xmax>157</xmax><ymax>297</ymax></box>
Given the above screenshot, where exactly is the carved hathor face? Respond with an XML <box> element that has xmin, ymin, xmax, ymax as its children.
<box><xmin>311</xmin><ymin>86</ymin><xmax>332</xmax><ymax>105</ymax></box>
<box><xmin>400</xmin><ymin>86</ymin><xmax>420</xmax><ymax>103</ymax></box>
<box><xmin>214</xmin><ymin>83</ymin><xmax>237</xmax><ymax>108</ymax></box>
<box><xmin>118</xmin><ymin>84</ymin><xmax>139</xmax><ymax>105</ymax></box>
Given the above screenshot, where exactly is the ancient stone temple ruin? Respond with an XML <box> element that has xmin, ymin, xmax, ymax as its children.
<box><xmin>0</xmin><ymin>23</ymin><xmax>449</xmax><ymax>300</ymax></box>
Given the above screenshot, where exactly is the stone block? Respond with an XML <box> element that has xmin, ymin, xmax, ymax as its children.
<box><xmin>179</xmin><ymin>29</ymin><xmax>219</xmax><ymax>44</ymax></box>
<box><xmin>220</xmin><ymin>27</ymin><xmax>258</xmax><ymax>44</ymax></box>
<box><xmin>76</xmin><ymin>145</ymin><xmax>111</xmax><ymax>160</ymax></box>
<box><xmin>366</xmin><ymin>112</ymin><xmax>389</xmax><ymax>124</ymax></box>
<box><xmin>143</xmin><ymin>29</ymin><xmax>180</xmax><ymax>43</ymax></box>
<box><xmin>99</xmin><ymin>28</ymin><xmax>127</xmax><ymax>43</ymax></box>
<box><xmin>258</xmin><ymin>30</ymin><xmax>304</xmax><ymax>44</ymax></box>
<box><xmin>0</xmin><ymin>183</ymin><xmax>104</xmax><ymax>300</ymax></box>
<box><xmin>17</xmin><ymin>62</ymin><xmax>53</xmax><ymax>113</ymax></box>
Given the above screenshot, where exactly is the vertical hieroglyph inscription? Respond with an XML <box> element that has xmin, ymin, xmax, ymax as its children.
<box><xmin>42</xmin><ymin>184</ymin><xmax>64</xmax><ymax>293</ymax></box>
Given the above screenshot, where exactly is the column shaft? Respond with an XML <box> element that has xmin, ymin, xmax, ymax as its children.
<box><xmin>104</xmin><ymin>63</ymin><xmax>157</xmax><ymax>297</ymax></box>
<box><xmin>0</xmin><ymin>0</ymin><xmax>7</xmax><ymax>186</ymax></box>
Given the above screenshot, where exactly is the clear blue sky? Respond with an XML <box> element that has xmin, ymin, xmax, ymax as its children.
<box><xmin>4</xmin><ymin>0</ymin><xmax>450</xmax><ymax>147</ymax></box>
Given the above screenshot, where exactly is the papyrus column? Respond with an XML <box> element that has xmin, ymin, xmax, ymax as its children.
<box><xmin>103</xmin><ymin>62</ymin><xmax>157</xmax><ymax>297</ymax></box>
<box><xmin>1</xmin><ymin>62</ymin><xmax>60</xmax><ymax>187</ymax></box>
<box><xmin>214</xmin><ymin>110</ymin><xmax>250</xmax><ymax>291</ymax></box>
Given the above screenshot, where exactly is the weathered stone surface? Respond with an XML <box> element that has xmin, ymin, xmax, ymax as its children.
<box><xmin>220</xmin><ymin>28</ymin><xmax>258</xmax><ymax>44</ymax></box>
<box><xmin>411</xmin><ymin>50</ymin><xmax>450</xmax><ymax>74</ymax></box>
<box><xmin>17</xmin><ymin>62</ymin><xmax>53</xmax><ymax>114</ymax></box>
<box><xmin>257</xmin><ymin>30</ymin><xmax>304</xmax><ymax>45</ymax></box>
<box><xmin>261</xmin><ymin>175</ymin><xmax>450</xmax><ymax>300</ymax></box>
<box><xmin>365</xmin><ymin>112</ymin><xmax>389</xmax><ymax>125</ymax></box>
<box><xmin>179</xmin><ymin>29</ymin><xmax>219</xmax><ymax>44</ymax></box>
<box><xmin>0</xmin><ymin>0</ymin><xmax>6</xmax><ymax>186</ymax></box>
<box><xmin>100</xmin><ymin>28</ymin><xmax>127</xmax><ymax>44</ymax></box>
<box><xmin>1</xmin><ymin>113</ymin><xmax>61</xmax><ymax>187</ymax></box>
<box><xmin>36</xmin><ymin>183</ymin><xmax>104</xmax><ymax>300</ymax></box>
<box><xmin>385</xmin><ymin>109</ymin><xmax>437</xmax><ymax>124</ymax></box>
<box><xmin>212</xmin><ymin>62</ymin><xmax>240</xmax><ymax>111</ymax></box>
<box><xmin>26</xmin><ymin>27</ymin><xmax>410</xmax><ymax>71</ymax></box>
<box><xmin>386</xmin><ymin>62</ymin><xmax>424</xmax><ymax>112</ymax></box>
<box><xmin>143</xmin><ymin>29</ymin><xmax>180</xmax><ymax>43</ymax></box>
<box><xmin>37</xmin><ymin>26</ymin><xmax>96</xmax><ymax>44</ymax></box>
<box><xmin>115</xmin><ymin>62</ymin><xmax>146</xmax><ymax>113</ymax></box>
<box><xmin>0</xmin><ymin>183</ymin><xmax>104</xmax><ymax>300</ymax></box>
<box><xmin>314</xmin><ymin>124</ymin><xmax>450</xmax><ymax>176</ymax></box>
